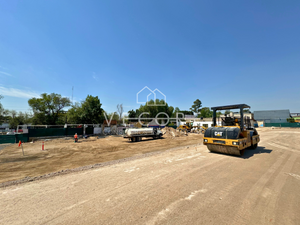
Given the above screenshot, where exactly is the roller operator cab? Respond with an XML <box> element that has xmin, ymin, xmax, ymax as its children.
<box><xmin>203</xmin><ymin>104</ymin><xmax>260</xmax><ymax>156</ymax></box>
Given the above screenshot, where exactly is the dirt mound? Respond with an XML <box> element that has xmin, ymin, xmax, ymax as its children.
<box><xmin>161</xmin><ymin>127</ymin><xmax>186</xmax><ymax>138</ymax></box>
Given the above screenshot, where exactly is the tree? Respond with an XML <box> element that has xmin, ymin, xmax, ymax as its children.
<box><xmin>117</xmin><ymin>104</ymin><xmax>123</xmax><ymax>120</ymax></box>
<box><xmin>80</xmin><ymin>95</ymin><xmax>103</xmax><ymax>124</ymax></box>
<box><xmin>67</xmin><ymin>95</ymin><xmax>104</xmax><ymax>124</ymax></box>
<box><xmin>128</xmin><ymin>99</ymin><xmax>174</xmax><ymax>124</ymax></box>
<box><xmin>128</xmin><ymin>109</ymin><xmax>140</xmax><ymax>122</ymax></box>
<box><xmin>243</xmin><ymin>109</ymin><xmax>251</xmax><ymax>113</ymax></box>
<box><xmin>287</xmin><ymin>118</ymin><xmax>295</xmax><ymax>123</ymax></box>
<box><xmin>178</xmin><ymin>110</ymin><xmax>193</xmax><ymax>115</ymax></box>
<box><xmin>224</xmin><ymin>110</ymin><xmax>232</xmax><ymax>115</ymax></box>
<box><xmin>105</xmin><ymin>112</ymin><xmax>119</xmax><ymax>121</ymax></box>
<box><xmin>171</xmin><ymin>107</ymin><xmax>181</xmax><ymax>118</ymax></box>
<box><xmin>138</xmin><ymin>99</ymin><xmax>174</xmax><ymax>118</ymax></box>
<box><xmin>198</xmin><ymin>107</ymin><xmax>213</xmax><ymax>118</ymax></box>
<box><xmin>9</xmin><ymin>110</ymin><xmax>17</xmax><ymax>119</ymax></box>
<box><xmin>8</xmin><ymin>111</ymin><xmax>32</xmax><ymax>130</ymax></box>
<box><xmin>190</xmin><ymin>99</ymin><xmax>202</xmax><ymax>114</ymax></box>
<box><xmin>67</xmin><ymin>102</ymin><xmax>81</xmax><ymax>124</ymax></box>
<box><xmin>28</xmin><ymin>93</ymin><xmax>71</xmax><ymax>125</ymax></box>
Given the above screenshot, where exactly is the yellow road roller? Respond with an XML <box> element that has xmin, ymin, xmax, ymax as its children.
<box><xmin>203</xmin><ymin>104</ymin><xmax>260</xmax><ymax>156</ymax></box>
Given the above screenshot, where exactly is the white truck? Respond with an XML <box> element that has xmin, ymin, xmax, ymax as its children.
<box><xmin>123</xmin><ymin>127</ymin><xmax>163</xmax><ymax>142</ymax></box>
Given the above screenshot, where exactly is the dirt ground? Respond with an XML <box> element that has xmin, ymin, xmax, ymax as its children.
<box><xmin>0</xmin><ymin>132</ymin><xmax>203</xmax><ymax>183</ymax></box>
<box><xmin>1</xmin><ymin>128</ymin><xmax>300</xmax><ymax>225</ymax></box>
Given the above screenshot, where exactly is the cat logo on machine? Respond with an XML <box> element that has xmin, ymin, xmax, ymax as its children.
<box><xmin>214</xmin><ymin>132</ymin><xmax>223</xmax><ymax>137</ymax></box>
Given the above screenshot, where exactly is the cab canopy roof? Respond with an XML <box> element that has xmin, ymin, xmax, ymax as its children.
<box><xmin>211</xmin><ymin>104</ymin><xmax>250</xmax><ymax>111</ymax></box>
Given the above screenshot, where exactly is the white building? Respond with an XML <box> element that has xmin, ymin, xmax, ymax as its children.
<box><xmin>178</xmin><ymin>118</ymin><xmax>222</xmax><ymax>127</ymax></box>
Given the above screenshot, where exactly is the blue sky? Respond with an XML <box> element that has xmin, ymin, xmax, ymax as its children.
<box><xmin>0</xmin><ymin>0</ymin><xmax>299</xmax><ymax>114</ymax></box>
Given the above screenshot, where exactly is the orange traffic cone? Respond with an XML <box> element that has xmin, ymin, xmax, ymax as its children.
<box><xmin>18</xmin><ymin>140</ymin><xmax>21</xmax><ymax>147</ymax></box>
<box><xmin>42</xmin><ymin>141</ymin><xmax>44</xmax><ymax>151</ymax></box>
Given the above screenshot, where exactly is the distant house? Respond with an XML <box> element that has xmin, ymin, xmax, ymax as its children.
<box><xmin>290</xmin><ymin>113</ymin><xmax>300</xmax><ymax>117</ymax></box>
<box><xmin>253</xmin><ymin>110</ymin><xmax>291</xmax><ymax>124</ymax></box>
<box><xmin>185</xmin><ymin>115</ymin><xmax>195</xmax><ymax>119</ymax></box>
<box><xmin>182</xmin><ymin>117</ymin><xmax>222</xmax><ymax>128</ymax></box>
<box><xmin>0</xmin><ymin>122</ymin><xmax>9</xmax><ymax>131</ymax></box>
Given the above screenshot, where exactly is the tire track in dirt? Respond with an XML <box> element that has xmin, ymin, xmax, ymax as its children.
<box><xmin>259</xmin><ymin>154</ymin><xmax>298</xmax><ymax>224</ymax></box>
<box><xmin>232</xmin><ymin>142</ymin><xmax>292</xmax><ymax>224</ymax></box>
<box><xmin>145</xmin><ymin>156</ymin><xmax>245</xmax><ymax>225</ymax></box>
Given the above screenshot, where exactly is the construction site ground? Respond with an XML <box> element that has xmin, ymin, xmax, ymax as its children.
<box><xmin>0</xmin><ymin>128</ymin><xmax>199</xmax><ymax>184</ymax></box>
<box><xmin>1</xmin><ymin>128</ymin><xmax>300</xmax><ymax>224</ymax></box>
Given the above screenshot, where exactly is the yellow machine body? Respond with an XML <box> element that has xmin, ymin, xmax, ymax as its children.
<box><xmin>203</xmin><ymin>104</ymin><xmax>260</xmax><ymax>156</ymax></box>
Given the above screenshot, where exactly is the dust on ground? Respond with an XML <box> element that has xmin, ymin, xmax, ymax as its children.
<box><xmin>0</xmin><ymin>133</ymin><xmax>203</xmax><ymax>183</ymax></box>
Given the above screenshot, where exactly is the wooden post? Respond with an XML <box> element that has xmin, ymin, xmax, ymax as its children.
<box><xmin>21</xmin><ymin>143</ymin><xmax>24</xmax><ymax>156</ymax></box>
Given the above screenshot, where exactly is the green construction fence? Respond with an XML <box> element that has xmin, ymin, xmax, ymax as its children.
<box><xmin>0</xmin><ymin>135</ymin><xmax>16</xmax><ymax>144</ymax></box>
<box><xmin>264</xmin><ymin>123</ymin><xmax>300</xmax><ymax>128</ymax></box>
<box><xmin>15</xmin><ymin>133</ymin><xmax>29</xmax><ymax>143</ymax></box>
<box><xmin>28</xmin><ymin>128</ymin><xmax>84</xmax><ymax>137</ymax></box>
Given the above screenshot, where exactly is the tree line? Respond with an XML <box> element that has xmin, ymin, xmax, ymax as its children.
<box><xmin>0</xmin><ymin>93</ymin><xmax>227</xmax><ymax>129</ymax></box>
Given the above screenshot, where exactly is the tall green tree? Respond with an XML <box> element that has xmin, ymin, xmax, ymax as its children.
<box><xmin>138</xmin><ymin>99</ymin><xmax>174</xmax><ymax>118</ymax></box>
<box><xmin>190</xmin><ymin>99</ymin><xmax>202</xmax><ymax>114</ymax></box>
<box><xmin>128</xmin><ymin>99</ymin><xmax>174</xmax><ymax>124</ymax></box>
<box><xmin>171</xmin><ymin>107</ymin><xmax>181</xmax><ymax>118</ymax></box>
<box><xmin>198</xmin><ymin>107</ymin><xmax>213</xmax><ymax>118</ymax></box>
<box><xmin>28</xmin><ymin>93</ymin><xmax>71</xmax><ymax>125</ymax></box>
<box><xmin>67</xmin><ymin>95</ymin><xmax>104</xmax><ymax>124</ymax></box>
<box><xmin>128</xmin><ymin>109</ymin><xmax>140</xmax><ymax>122</ymax></box>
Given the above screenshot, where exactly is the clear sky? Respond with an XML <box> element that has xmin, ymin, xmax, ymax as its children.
<box><xmin>0</xmin><ymin>0</ymin><xmax>299</xmax><ymax>114</ymax></box>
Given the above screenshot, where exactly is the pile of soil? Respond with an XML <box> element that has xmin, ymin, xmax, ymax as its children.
<box><xmin>161</xmin><ymin>127</ymin><xmax>186</xmax><ymax>138</ymax></box>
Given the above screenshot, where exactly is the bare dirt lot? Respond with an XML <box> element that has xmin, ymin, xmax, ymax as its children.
<box><xmin>1</xmin><ymin>128</ymin><xmax>300</xmax><ymax>225</ymax></box>
<box><xmin>0</xmin><ymin>131</ymin><xmax>202</xmax><ymax>183</ymax></box>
